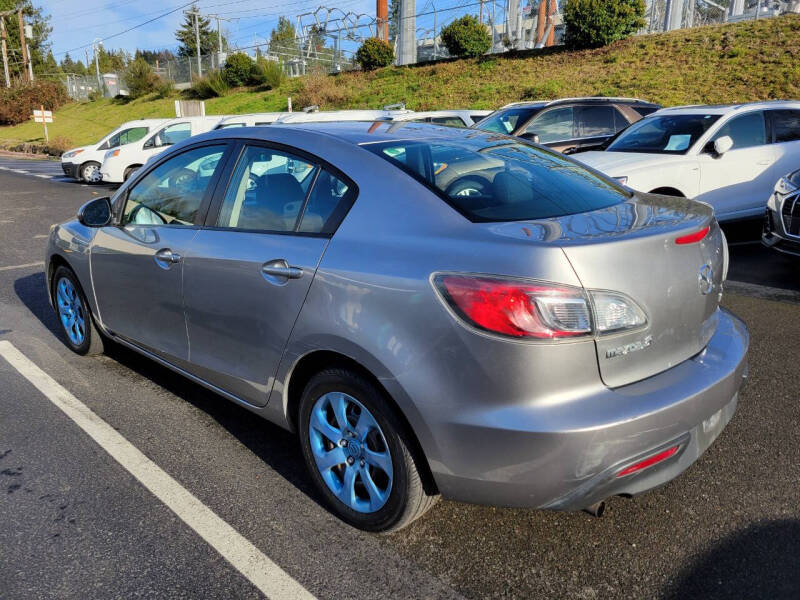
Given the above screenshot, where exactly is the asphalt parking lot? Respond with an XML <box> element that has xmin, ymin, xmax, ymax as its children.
<box><xmin>1</xmin><ymin>157</ymin><xmax>799</xmax><ymax>600</ymax></box>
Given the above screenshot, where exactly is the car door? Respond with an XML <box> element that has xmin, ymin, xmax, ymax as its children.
<box><xmin>520</xmin><ymin>105</ymin><xmax>575</xmax><ymax>151</ymax></box>
<box><xmin>569</xmin><ymin>105</ymin><xmax>625</xmax><ymax>153</ymax></box>
<box><xmin>182</xmin><ymin>143</ymin><xmax>357</xmax><ymax>407</ymax></box>
<box><xmin>90</xmin><ymin>143</ymin><xmax>230</xmax><ymax>366</ymax></box>
<box><xmin>696</xmin><ymin>110</ymin><xmax>777</xmax><ymax>220</ymax></box>
<box><xmin>767</xmin><ymin>109</ymin><xmax>800</xmax><ymax>184</ymax></box>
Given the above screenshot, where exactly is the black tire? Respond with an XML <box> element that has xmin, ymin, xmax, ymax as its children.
<box><xmin>298</xmin><ymin>368</ymin><xmax>438</xmax><ymax>532</ymax></box>
<box><xmin>52</xmin><ymin>266</ymin><xmax>104</xmax><ymax>356</ymax></box>
<box><xmin>123</xmin><ymin>166</ymin><xmax>140</xmax><ymax>181</ymax></box>
<box><xmin>80</xmin><ymin>161</ymin><xmax>102</xmax><ymax>183</ymax></box>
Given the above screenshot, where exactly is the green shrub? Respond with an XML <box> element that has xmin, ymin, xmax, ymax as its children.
<box><xmin>223</xmin><ymin>52</ymin><xmax>256</xmax><ymax>87</ymax></box>
<box><xmin>355</xmin><ymin>37</ymin><xmax>395</xmax><ymax>71</ymax></box>
<box><xmin>563</xmin><ymin>0</ymin><xmax>646</xmax><ymax>50</ymax></box>
<box><xmin>88</xmin><ymin>87</ymin><xmax>103</xmax><ymax>102</ymax></box>
<box><xmin>250</xmin><ymin>58</ymin><xmax>284</xmax><ymax>89</ymax></box>
<box><xmin>189</xmin><ymin>70</ymin><xmax>229</xmax><ymax>98</ymax></box>
<box><xmin>153</xmin><ymin>78</ymin><xmax>174</xmax><ymax>99</ymax></box>
<box><xmin>0</xmin><ymin>80</ymin><xmax>70</xmax><ymax>126</ymax></box>
<box><xmin>124</xmin><ymin>58</ymin><xmax>159</xmax><ymax>99</ymax></box>
<box><xmin>440</xmin><ymin>15</ymin><xmax>491</xmax><ymax>58</ymax></box>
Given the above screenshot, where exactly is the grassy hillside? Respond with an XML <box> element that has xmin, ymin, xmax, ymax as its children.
<box><xmin>2</xmin><ymin>14</ymin><xmax>799</xmax><ymax>149</ymax></box>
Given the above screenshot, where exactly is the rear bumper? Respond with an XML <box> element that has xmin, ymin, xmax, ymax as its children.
<box><xmin>432</xmin><ymin>307</ymin><xmax>749</xmax><ymax>510</ymax></box>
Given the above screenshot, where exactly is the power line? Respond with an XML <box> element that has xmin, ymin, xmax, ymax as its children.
<box><xmin>53</xmin><ymin>0</ymin><xmax>197</xmax><ymax>57</ymax></box>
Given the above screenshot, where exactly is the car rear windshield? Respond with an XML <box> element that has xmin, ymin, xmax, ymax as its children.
<box><xmin>607</xmin><ymin>114</ymin><xmax>721</xmax><ymax>154</ymax></box>
<box><xmin>473</xmin><ymin>107</ymin><xmax>540</xmax><ymax>135</ymax></box>
<box><xmin>365</xmin><ymin>139</ymin><xmax>629</xmax><ymax>222</ymax></box>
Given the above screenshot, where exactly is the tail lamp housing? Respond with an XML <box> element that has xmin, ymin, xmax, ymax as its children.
<box><xmin>433</xmin><ymin>274</ymin><xmax>647</xmax><ymax>341</ymax></box>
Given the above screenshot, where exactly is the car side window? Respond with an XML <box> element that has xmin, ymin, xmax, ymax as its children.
<box><xmin>216</xmin><ymin>145</ymin><xmax>318</xmax><ymax>232</ymax></box>
<box><xmin>430</xmin><ymin>116</ymin><xmax>466</xmax><ymax>128</ymax></box>
<box><xmin>298</xmin><ymin>169</ymin><xmax>355</xmax><ymax>234</ymax></box>
<box><xmin>526</xmin><ymin>107</ymin><xmax>574</xmax><ymax>143</ymax></box>
<box><xmin>770</xmin><ymin>110</ymin><xmax>800</xmax><ymax>143</ymax></box>
<box><xmin>576</xmin><ymin>106</ymin><xmax>617</xmax><ymax>137</ymax></box>
<box><xmin>712</xmin><ymin>112</ymin><xmax>766</xmax><ymax>149</ymax></box>
<box><xmin>144</xmin><ymin>122</ymin><xmax>191</xmax><ymax>148</ymax></box>
<box><xmin>122</xmin><ymin>144</ymin><xmax>226</xmax><ymax>226</ymax></box>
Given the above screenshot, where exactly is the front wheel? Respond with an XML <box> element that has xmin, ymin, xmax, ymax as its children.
<box><xmin>298</xmin><ymin>368</ymin><xmax>438</xmax><ymax>532</ymax></box>
<box><xmin>52</xmin><ymin>266</ymin><xmax>104</xmax><ymax>355</ymax></box>
<box><xmin>80</xmin><ymin>161</ymin><xmax>102</xmax><ymax>183</ymax></box>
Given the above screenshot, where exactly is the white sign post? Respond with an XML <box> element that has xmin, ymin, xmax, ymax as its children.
<box><xmin>32</xmin><ymin>105</ymin><xmax>53</xmax><ymax>142</ymax></box>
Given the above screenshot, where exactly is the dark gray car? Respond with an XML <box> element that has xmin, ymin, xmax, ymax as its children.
<box><xmin>46</xmin><ymin>122</ymin><xmax>748</xmax><ymax>532</ymax></box>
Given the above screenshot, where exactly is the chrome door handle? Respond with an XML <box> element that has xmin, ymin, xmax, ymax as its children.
<box><xmin>154</xmin><ymin>248</ymin><xmax>182</xmax><ymax>266</ymax></box>
<box><xmin>262</xmin><ymin>259</ymin><xmax>303</xmax><ymax>283</ymax></box>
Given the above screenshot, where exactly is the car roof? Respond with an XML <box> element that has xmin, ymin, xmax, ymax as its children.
<box><xmin>652</xmin><ymin>100</ymin><xmax>800</xmax><ymax>115</ymax></box>
<box><xmin>118</xmin><ymin>118</ymin><xmax>170</xmax><ymax>127</ymax></box>
<box><xmin>204</xmin><ymin>120</ymin><xmax>511</xmax><ymax>146</ymax></box>
<box><xmin>499</xmin><ymin>97</ymin><xmax>659</xmax><ymax>110</ymax></box>
<box><xmin>219</xmin><ymin>113</ymin><xmax>285</xmax><ymax>123</ymax></box>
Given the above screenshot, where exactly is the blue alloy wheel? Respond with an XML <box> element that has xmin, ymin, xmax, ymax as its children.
<box><xmin>308</xmin><ymin>391</ymin><xmax>394</xmax><ymax>513</ymax></box>
<box><xmin>56</xmin><ymin>277</ymin><xmax>86</xmax><ymax>346</ymax></box>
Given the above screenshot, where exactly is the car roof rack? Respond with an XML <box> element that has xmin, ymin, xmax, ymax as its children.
<box><xmin>500</xmin><ymin>96</ymin><xmax>657</xmax><ymax>109</ymax></box>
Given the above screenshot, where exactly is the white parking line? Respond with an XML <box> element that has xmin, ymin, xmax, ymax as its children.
<box><xmin>0</xmin><ymin>262</ymin><xmax>43</xmax><ymax>271</ymax></box>
<box><xmin>0</xmin><ymin>340</ymin><xmax>317</xmax><ymax>600</ymax></box>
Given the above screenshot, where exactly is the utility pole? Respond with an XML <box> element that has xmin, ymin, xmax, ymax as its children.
<box><xmin>93</xmin><ymin>39</ymin><xmax>102</xmax><ymax>90</ymax></box>
<box><xmin>0</xmin><ymin>12</ymin><xmax>11</xmax><ymax>87</ymax></box>
<box><xmin>18</xmin><ymin>9</ymin><xmax>30</xmax><ymax>83</ymax></box>
<box><xmin>376</xmin><ymin>0</ymin><xmax>388</xmax><ymax>42</ymax></box>
<box><xmin>206</xmin><ymin>14</ymin><xmax>232</xmax><ymax>68</ymax></box>
<box><xmin>184</xmin><ymin>9</ymin><xmax>203</xmax><ymax>77</ymax></box>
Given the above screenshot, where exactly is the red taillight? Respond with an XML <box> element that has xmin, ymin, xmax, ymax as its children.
<box><xmin>435</xmin><ymin>275</ymin><xmax>592</xmax><ymax>339</ymax></box>
<box><xmin>616</xmin><ymin>445</ymin><xmax>680</xmax><ymax>478</ymax></box>
<box><xmin>674</xmin><ymin>225</ymin><xmax>710</xmax><ymax>245</ymax></box>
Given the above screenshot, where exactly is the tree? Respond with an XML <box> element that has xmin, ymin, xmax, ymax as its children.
<box><xmin>440</xmin><ymin>15</ymin><xmax>491</xmax><ymax>58</ymax></box>
<box><xmin>124</xmin><ymin>58</ymin><xmax>159</xmax><ymax>98</ymax></box>
<box><xmin>563</xmin><ymin>0</ymin><xmax>646</xmax><ymax>50</ymax></box>
<box><xmin>175</xmin><ymin>5</ymin><xmax>216</xmax><ymax>58</ymax></box>
<box><xmin>61</xmin><ymin>52</ymin><xmax>86</xmax><ymax>75</ymax></box>
<box><xmin>35</xmin><ymin>49</ymin><xmax>61</xmax><ymax>76</ymax></box>
<box><xmin>355</xmin><ymin>37</ymin><xmax>394</xmax><ymax>71</ymax></box>
<box><xmin>388</xmin><ymin>0</ymin><xmax>400</xmax><ymax>43</ymax></box>
<box><xmin>93</xmin><ymin>46</ymin><xmax>127</xmax><ymax>73</ymax></box>
<box><xmin>269</xmin><ymin>16</ymin><xmax>298</xmax><ymax>56</ymax></box>
<box><xmin>0</xmin><ymin>0</ymin><xmax>53</xmax><ymax>80</ymax></box>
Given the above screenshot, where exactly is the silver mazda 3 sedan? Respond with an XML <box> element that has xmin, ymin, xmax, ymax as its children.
<box><xmin>46</xmin><ymin>122</ymin><xmax>749</xmax><ymax>532</ymax></box>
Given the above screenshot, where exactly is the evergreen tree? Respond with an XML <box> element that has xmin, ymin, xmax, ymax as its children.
<box><xmin>35</xmin><ymin>49</ymin><xmax>61</xmax><ymax>75</ymax></box>
<box><xmin>175</xmin><ymin>5</ymin><xmax>217</xmax><ymax>58</ymax></box>
<box><xmin>388</xmin><ymin>0</ymin><xmax>400</xmax><ymax>43</ymax></box>
<box><xmin>0</xmin><ymin>0</ymin><xmax>53</xmax><ymax>80</ymax></box>
<box><xmin>269</xmin><ymin>17</ymin><xmax>298</xmax><ymax>55</ymax></box>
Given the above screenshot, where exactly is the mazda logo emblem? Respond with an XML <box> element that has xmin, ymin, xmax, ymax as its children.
<box><xmin>698</xmin><ymin>264</ymin><xmax>714</xmax><ymax>296</ymax></box>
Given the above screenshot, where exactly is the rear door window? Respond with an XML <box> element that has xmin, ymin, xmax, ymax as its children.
<box><xmin>576</xmin><ymin>106</ymin><xmax>617</xmax><ymax>137</ymax></box>
<box><xmin>770</xmin><ymin>110</ymin><xmax>800</xmax><ymax>143</ymax></box>
<box><xmin>475</xmin><ymin>108</ymin><xmax>539</xmax><ymax>134</ymax></box>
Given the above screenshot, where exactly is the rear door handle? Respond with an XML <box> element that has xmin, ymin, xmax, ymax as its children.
<box><xmin>154</xmin><ymin>248</ymin><xmax>182</xmax><ymax>268</ymax></box>
<box><xmin>261</xmin><ymin>259</ymin><xmax>303</xmax><ymax>283</ymax></box>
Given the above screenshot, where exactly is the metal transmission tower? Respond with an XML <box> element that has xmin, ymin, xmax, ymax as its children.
<box><xmin>397</xmin><ymin>0</ymin><xmax>416</xmax><ymax>65</ymax></box>
<box><xmin>295</xmin><ymin>8</ymin><xmax>377</xmax><ymax>70</ymax></box>
<box><xmin>663</xmin><ymin>0</ymin><xmax>685</xmax><ymax>30</ymax></box>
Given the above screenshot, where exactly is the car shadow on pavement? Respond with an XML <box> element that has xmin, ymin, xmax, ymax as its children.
<box><xmin>662</xmin><ymin>519</ymin><xmax>800</xmax><ymax>599</ymax></box>
<box><xmin>14</xmin><ymin>271</ymin><xmax>325</xmax><ymax>508</ymax></box>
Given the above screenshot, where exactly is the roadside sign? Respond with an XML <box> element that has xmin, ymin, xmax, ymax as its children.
<box><xmin>31</xmin><ymin>105</ymin><xmax>52</xmax><ymax>142</ymax></box>
<box><xmin>32</xmin><ymin>109</ymin><xmax>53</xmax><ymax>123</ymax></box>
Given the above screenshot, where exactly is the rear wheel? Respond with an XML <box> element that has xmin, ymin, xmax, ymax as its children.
<box><xmin>80</xmin><ymin>161</ymin><xmax>102</xmax><ymax>183</ymax></box>
<box><xmin>52</xmin><ymin>266</ymin><xmax>104</xmax><ymax>355</ymax></box>
<box><xmin>298</xmin><ymin>368</ymin><xmax>438</xmax><ymax>532</ymax></box>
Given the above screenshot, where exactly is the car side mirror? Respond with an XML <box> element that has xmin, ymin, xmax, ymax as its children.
<box><xmin>77</xmin><ymin>196</ymin><xmax>112</xmax><ymax>227</ymax></box>
<box><xmin>522</xmin><ymin>132</ymin><xmax>540</xmax><ymax>144</ymax></box>
<box><xmin>713</xmin><ymin>135</ymin><xmax>733</xmax><ymax>156</ymax></box>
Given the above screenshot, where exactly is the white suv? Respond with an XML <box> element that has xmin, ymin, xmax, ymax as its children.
<box><xmin>577</xmin><ymin>101</ymin><xmax>800</xmax><ymax>222</ymax></box>
<box><xmin>61</xmin><ymin>119</ymin><xmax>168</xmax><ymax>183</ymax></box>
<box><xmin>100</xmin><ymin>116</ymin><xmax>226</xmax><ymax>183</ymax></box>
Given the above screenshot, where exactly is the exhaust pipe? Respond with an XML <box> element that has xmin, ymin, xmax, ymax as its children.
<box><xmin>583</xmin><ymin>501</ymin><xmax>606</xmax><ymax>517</ymax></box>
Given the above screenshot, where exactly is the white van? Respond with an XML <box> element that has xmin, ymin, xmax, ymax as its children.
<box><xmin>60</xmin><ymin>119</ymin><xmax>169</xmax><ymax>182</ymax></box>
<box><xmin>100</xmin><ymin>116</ymin><xmax>226</xmax><ymax>183</ymax></box>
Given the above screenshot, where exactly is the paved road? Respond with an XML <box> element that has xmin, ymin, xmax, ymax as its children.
<box><xmin>1</xmin><ymin>162</ymin><xmax>799</xmax><ymax>599</ymax></box>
